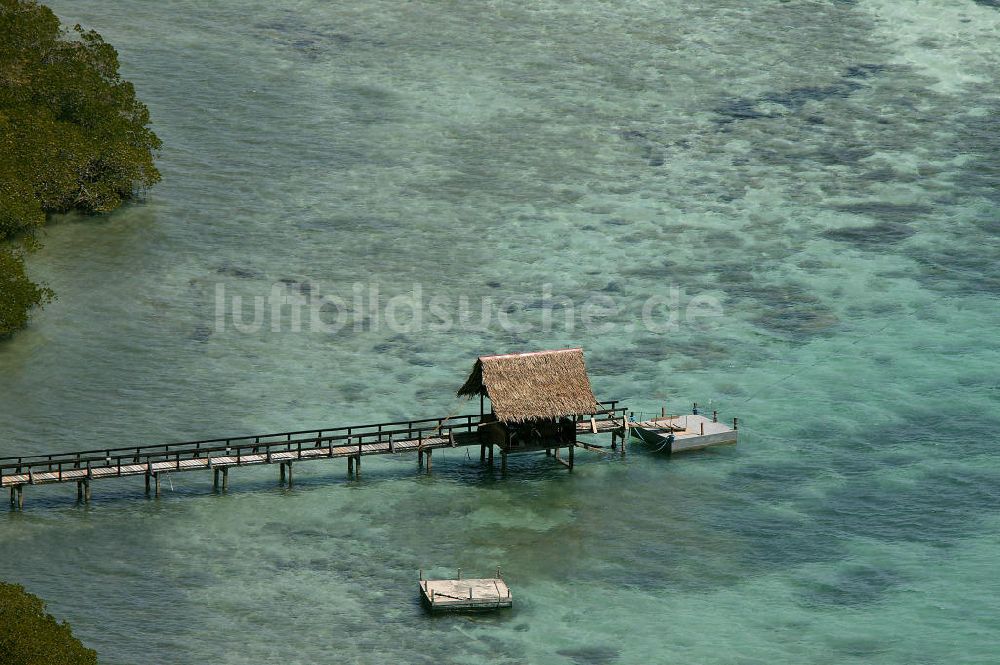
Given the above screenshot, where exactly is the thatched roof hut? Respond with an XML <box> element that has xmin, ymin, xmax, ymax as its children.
<box><xmin>457</xmin><ymin>348</ymin><xmax>599</xmax><ymax>423</ymax></box>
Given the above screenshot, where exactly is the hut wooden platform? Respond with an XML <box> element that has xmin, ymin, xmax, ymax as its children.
<box><xmin>459</xmin><ymin>348</ymin><xmax>603</xmax><ymax>470</ymax></box>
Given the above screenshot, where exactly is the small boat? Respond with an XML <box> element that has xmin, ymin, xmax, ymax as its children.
<box><xmin>629</xmin><ymin>425</ymin><xmax>676</xmax><ymax>452</ymax></box>
<box><xmin>628</xmin><ymin>413</ymin><xmax>738</xmax><ymax>454</ymax></box>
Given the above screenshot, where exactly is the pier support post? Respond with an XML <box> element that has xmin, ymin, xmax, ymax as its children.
<box><xmin>355</xmin><ymin>455</ymin><xmax>361</xmax><ymax>478</ymax></box>
<box><xmin>425</xmin><ymin>449</ymin><xmax>432</xmax><ymax>473</ymax></box>
<box><xmin>154</xmin><ymin>473</ymin><xmax>160</xmax><ymax>497</ymax></box>
<box><xmin>348</xmin><ymin>456</ymin><xmax>354</xmax><ymax>477</ymax></box>
<box><xmin>77</xmin><ymin>481</ymin><xmax>84</xmax><ymax>503</ymax></box>
<box><xmin>286</xmin><ymin>462</ymin><xmax>293</xmax><ymax>487</ymax></box>
<box><xmin>222</xmin><ymin>468</ymin><xmax>229</xmax><ymax>491</ymax></box>
<box><xmin>568</xmin><ymin>443</ymin><xmax>574</xmax><ymax>470</ymax></box>
<box><xmin>488</xmin><ymin>445</ymin><xmax>494</xmax><ymax>467</ymax></box>
<box><xmin>280</xmin><ymin>462</ymin><xmax>286</xmax><ymax>484</ymax></box>
<box><xmin>16</xmin><ymin>486</ymin><xmax>24</xmax><ymax>510</ymax></box>
<box><xmin>501</xmin><ymin>450</ymin><xmax>508</xmax><ymax>474</ymax></box>
<box><xmin>611</xmin><ymin>431</ymin><xmax>617</xmax><ymax>450</ymax></box>
<box><xmin>145</xmin><ymin>473</ymin><xmax>151</xmax><ymax>494</ymax></box>
<box><xmin>83</xmin><ymin>479</ymin><xmax>91</xmax><ymax>503</ymax></box>
<box><xmin>418</xmin><ymin>449</ymin><xmax>424</xmax><ymax>468</ymax></box>
<box><xmin>545</xmin><ymin>448</ymin><xmax>551</xmax><ymax>456</ymax></box>
<box><xmin>480</xmin><ymin>445</ymin><xmax>486</xmax><ymax>463</ymax></box>
<box><xmin>10</xmin><ymin>486</ymin><xmax>16</xmax><ymax>507</ymax></box>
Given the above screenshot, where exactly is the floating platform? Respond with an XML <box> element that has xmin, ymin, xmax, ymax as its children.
<box><xmin>631</xmin><ymin>414</ymin><xmax>738</xmax><ymax>453</ymax></box>
<box><xmin>419</xmin><ymin>571</ymin><xmax>511</xmax><ymax>612</ymax></box>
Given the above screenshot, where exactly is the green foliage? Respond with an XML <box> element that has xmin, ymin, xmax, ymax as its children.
<box><xmin>0</xmin><ymin>0</ymin><xmax>160</xmax><ymax>337</ymax></box>
<box><xmin>0</xmin><ymin>581</ymin><xmax>98</xmax><ymax>665</ymax></box>
<box><xmin>0</xmin><ymin>243</ymin><xmax>53</xmax><ymax>337</ymax></box>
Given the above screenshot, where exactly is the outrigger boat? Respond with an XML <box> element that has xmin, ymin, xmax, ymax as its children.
<box><xmin>626</xmin><ymin>409</ymin><xmax>738</xmax><ymax>454</ymax></box>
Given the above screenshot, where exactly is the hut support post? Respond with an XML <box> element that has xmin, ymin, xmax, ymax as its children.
<box><xmin>488</xmin><ymin>445</ymin><xmax>494</xmax><ymax>467</ymax></box>
<box><xmin>500</xmin><ymin>449</ymin><xmax>508</xmax><ymax>474</ymax></box>
<box><xmin>480</xmin><ymin>445</ymin><xmax>486</xmax><ymax>463</ymax></box>
<box><xmin>568</xmin><ymin>443</ymin><xmax>574</xmax><ymax>470</ymax></box>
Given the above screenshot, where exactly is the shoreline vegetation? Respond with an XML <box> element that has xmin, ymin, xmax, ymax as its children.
<box><xmin>0</xmin><ymin>0</ymin><xmax>160</xmax><ymax>338</ymax></box>
<box><xmin>0</xmin><ymin>581</ymin><xmax>98</xmax><ymax>664</ymax></box>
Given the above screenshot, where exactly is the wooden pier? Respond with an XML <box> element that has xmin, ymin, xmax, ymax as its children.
<box><xmin>1</xmin><ymin>402</ymin><xmax>626</xmax><ymax>509</ymax></box>
<box><xmin>2</xmin><ymin>349</ymin><xmax>740</xmax><ymax>511</ymax></box>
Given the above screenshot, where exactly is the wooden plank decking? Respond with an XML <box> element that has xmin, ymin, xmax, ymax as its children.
<box><xmin>0</xmin><ymin>433</ymin><xmax>471</xmax><ymax>487</ymax></box>
<box><xmin>420</xmin><ymin>577</ymin><xmax>512</xmax><ymax>611</ymax></box>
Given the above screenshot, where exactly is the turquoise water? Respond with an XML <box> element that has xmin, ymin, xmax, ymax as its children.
<box><xmin>2</xmin><ymin>1</ymin><xmax>999</xmax><ymax>662</ymax></box>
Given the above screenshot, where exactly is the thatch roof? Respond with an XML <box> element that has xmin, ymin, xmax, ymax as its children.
<box><xmin>457</xmin><ymin>348</ymin><xmax>600</xmax><ymax>423</ymax></box>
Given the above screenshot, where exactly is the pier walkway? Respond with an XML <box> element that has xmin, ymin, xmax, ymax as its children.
<box><xmin>2</xmin><ymin>402</ymin><xmax>626</xmax><ymax>508</ymax></box>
